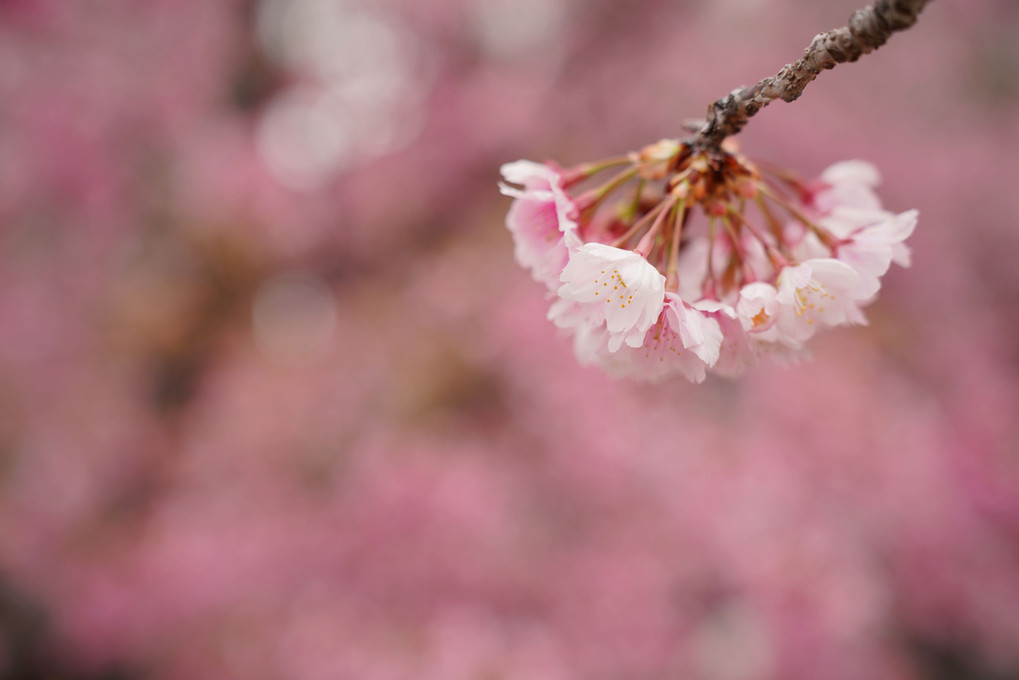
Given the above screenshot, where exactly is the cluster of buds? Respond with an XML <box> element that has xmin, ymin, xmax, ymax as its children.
<box><xmin>500</xmin><ymin>139</ymin><xmax>917</xmax><ymax>382</ymax></box>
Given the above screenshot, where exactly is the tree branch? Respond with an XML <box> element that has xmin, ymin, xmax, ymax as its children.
<box><xmin>691</xmin><ymin>0</ymin><xmax>934</xmax><ymax>148</ymax></box>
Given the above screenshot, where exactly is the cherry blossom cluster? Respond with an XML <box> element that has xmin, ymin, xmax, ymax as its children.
<box><xmin>500</xmin><ymin>140</ymin><xmax>917</xmax><ymax>382</ymax></box>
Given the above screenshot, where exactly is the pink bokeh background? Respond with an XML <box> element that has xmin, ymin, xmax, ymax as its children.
<box><xmin>1</xmin><ymin>0</ymin><xmax>1018</xmax><ymax>678</ymax></box>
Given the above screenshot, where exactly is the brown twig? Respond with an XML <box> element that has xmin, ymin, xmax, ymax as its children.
<box><xmin>691</xmin><ymin>0</ymin><xmax>933</xmax><ymax>148</ymax></box>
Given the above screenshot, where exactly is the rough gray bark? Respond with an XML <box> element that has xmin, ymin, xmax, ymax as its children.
<box><xmin>692</xmin><ymin>0</ymin><xmax>933</xmax><ymax>148</ymax></box>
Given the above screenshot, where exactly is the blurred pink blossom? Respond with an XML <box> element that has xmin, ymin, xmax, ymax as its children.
<box><xmin>0</xmin><ymin>1</ymin><xmax>1017</xmax><ymax>680</ymax></box>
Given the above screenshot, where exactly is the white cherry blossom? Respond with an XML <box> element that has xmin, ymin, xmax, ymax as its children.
<box><xmin>558</xmin><ymin>243</ymin><xmax>666</xmax><ymax>352</ymax></box>
<box><xmin>578</xmin><ymin>293</ymin><xmax>722</xmax><ymax>383</ymax></box>
<box><xmin>774</xmin><ymin>258</ymin><xmax>870</xmax><ymax>346</ymax></box>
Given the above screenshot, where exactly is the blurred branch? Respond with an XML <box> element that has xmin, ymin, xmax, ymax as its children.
<box><xmin>691</xmin><ymin>0</ymin><xmax>934</xmax><ymax>148</ymax></box>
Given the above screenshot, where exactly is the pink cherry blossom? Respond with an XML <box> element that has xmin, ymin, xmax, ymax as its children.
<box><xmin>577</xmin><ymin>293</ymin><xmax>722</xmax><ymax>383</ymax></box>
<box><xmin>692</xmin><ymin>300</ymin><xmax>759</xmax><ymax>377</ymax></box>
<box><xmin>736</xmin><ymin>282</ymin><xmax>780</xmax><ymax>335</ymax></box>
<box><xmin>816</xmin><ymin>160</ymin><xmax>883</xmax><ymax>213</ymax></box>
<box><xmin>835</xmin><ymin>209</ymin><xmax>918</xmax><ymax>295</ymax></box>
<box><xmin>500</xmin><ymin>160</ymin><xmax>579</xmax><ymax>290</ymax></box>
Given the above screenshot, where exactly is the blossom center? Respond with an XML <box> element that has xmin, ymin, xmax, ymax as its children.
<box><xmin>593</xmin><ymin>268</ymin><xmax>635</xmax><ymax>309</ymax></box>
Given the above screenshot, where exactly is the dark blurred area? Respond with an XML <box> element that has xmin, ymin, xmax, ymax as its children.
<box><xmin>1</xmin><ymin>0</ymin><xmax>1019</xmax><ymax>678</ymax></box>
